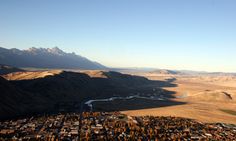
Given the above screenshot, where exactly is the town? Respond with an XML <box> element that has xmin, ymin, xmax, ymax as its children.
<box><xmin>0</xmin><ymin>112</ymin><xmax>236</xmax><ymax>140</ymax></box>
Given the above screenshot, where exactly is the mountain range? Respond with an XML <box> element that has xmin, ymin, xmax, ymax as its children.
<box><xmin>0</xmin><ymin>47</ymin><xmax>106</xmax><ymax>69</ymax></box>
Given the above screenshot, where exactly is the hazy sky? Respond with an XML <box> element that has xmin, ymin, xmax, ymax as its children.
<box><xmin>1</xmin><ymin>0</ymin><xmax>236</xmax><ymax>72</ymax></box>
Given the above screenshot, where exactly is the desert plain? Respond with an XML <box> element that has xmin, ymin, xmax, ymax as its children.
<box><xmin>2</xmin><ymin>69</ymin><xmax>236</xmax><ymax>124</ymax></box>
<box><xmin>122</xmin><ymin>72</ymin><xmax>236</xmax><ymax>124</ymax></box>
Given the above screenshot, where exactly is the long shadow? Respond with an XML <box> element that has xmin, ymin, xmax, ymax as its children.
<box><xmin>92</xmin><ymin>99</ymin><xmax>184</xmax><ymax>112</ymax></box>
<box><xmin>0</xmin><ymin>71</ymin><xmax>185</xmax><ymax>120</ymax></box>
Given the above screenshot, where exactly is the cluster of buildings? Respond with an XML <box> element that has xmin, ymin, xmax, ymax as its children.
<box><xmin>0</xmin><ymin>113</ymin><xmax>79</xmax><ymax>140</ymax></box>
<box><xmin>0</xmin><ymin>112</ymin><xmax>236</xmax><ymax>140</ymax></box>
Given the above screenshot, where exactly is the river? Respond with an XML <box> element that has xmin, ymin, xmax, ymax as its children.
<box><xmin>84</xmin><ymin>95</ymin><xmax>166</xmax><ymax>111</ymax></box>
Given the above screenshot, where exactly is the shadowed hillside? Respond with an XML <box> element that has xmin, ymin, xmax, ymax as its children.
<box><xmin>0</xmin><ymin>76</ymin><xmax>48</xmax><ymax>120</ymax></box>
<box><xmin>0</xmin><ymin>64</ymin><xmax>25</xmax><ymax>75</ymax></box>
<box><xmin>0</xmin><ymin>71</ymin><xmax>182</xmax><ymax>120</ymax></box>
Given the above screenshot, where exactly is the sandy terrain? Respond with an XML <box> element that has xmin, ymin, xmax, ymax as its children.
<box><xmin>122</xmin><ymin>73</ymin><xmax>236</xmax><ymax>124</ymax></box>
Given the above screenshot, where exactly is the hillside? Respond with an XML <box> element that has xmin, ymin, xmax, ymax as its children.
<box><xmin>2</xmin><ymin>70</ymin><xmax>62</xmax><ymax>80</ymax></box>
<box><xmin>0</xmin><ymin>64</ymin><xmax>25</xmax><ymax>75</ymax></box>
<box><xmin>0</xmin><ymin>47</ymin><xmax>106</xmax><ymax>69</ymax></box>
<box><xmin>0</xmin><ymin>76</ymin><xmax>46</xmax><ymax>119</ymax></box>
<box><xmin>0</xmin><ymin>70</ymin><xmax>177</xmax><ymax>120</ymax></box>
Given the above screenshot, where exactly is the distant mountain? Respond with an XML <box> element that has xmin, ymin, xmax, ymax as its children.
<box><xmin>0</xmin><ymin>64</ymin><xmax>25</xmax><ymax>75</ymax></box>
<box><xmin>0</xmin><ymin>47</ymin><xmax>106</xmax><ymax>69</ymax></box>
<box><xmin>150</xmin><ymin>69</ymin><xmax>182</xmax><ymax>75</ymax></box>
<box><xmin>149</xmin><ymin>69</ymin><xmax>236</xmax><ymax>76</ymax></box>
<box><xmin>176</xmin><ymin>70</ymin><xmax>236</xmax><ymax>76</ymax></box>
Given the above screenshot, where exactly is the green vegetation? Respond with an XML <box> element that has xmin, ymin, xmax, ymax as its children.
<box><xmin>220</xmin><ymin>109</ymin><xmax>236</xmax><ymax>116</ymax></box>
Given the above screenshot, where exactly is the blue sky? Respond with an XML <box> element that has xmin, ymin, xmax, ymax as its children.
<box><xmin>0</xmin><ymin>0</ymin><xmax>236</xmax><ymax>72</ymax></box>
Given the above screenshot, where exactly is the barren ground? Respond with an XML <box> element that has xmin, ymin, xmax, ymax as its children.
<box><xmin>122</xmin><ymin>73</ymin><xmax>236</xmax><ymax>124</ymax></box>
<box><xmin>2</xmin><ymin>70</ymin><xmax>236</xmax><ymax>124</ymax></box>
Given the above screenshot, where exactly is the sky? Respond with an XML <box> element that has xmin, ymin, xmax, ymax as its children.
<box><xmin>0</xmin><ymin>0</ymin><xmax>236</xmax><ymax>72</ymax></box>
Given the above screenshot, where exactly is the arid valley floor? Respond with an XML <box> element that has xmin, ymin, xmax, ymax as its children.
<box><xmin>1</xmin><ymin>68</ymin><xmax>236</xmax><ymax>140</ymax></box>
<box><xmin>2</xmin><ymin>69</ymin><xmax>236</xmax><ymax>124</ymax></box>
<box><xmin>122</xmin><ymin>72</ymin><xmax>236</xmax><ymax>124</ymax></box>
